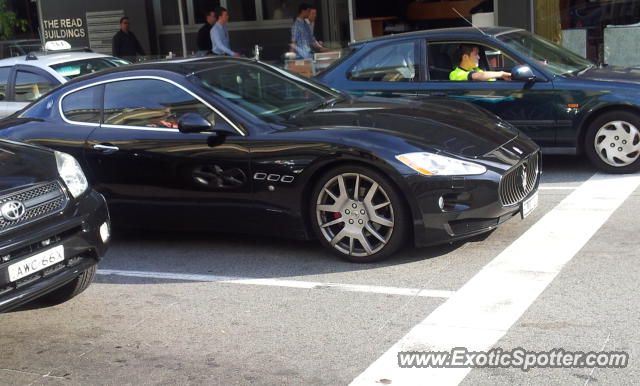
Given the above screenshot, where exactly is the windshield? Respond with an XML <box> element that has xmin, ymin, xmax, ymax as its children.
<box><xmin>498</xmin><ymin>30</ymin><xmax>593</xmax><ymax>76</ymax></box>
<box><xmin>50</xmin><ymin>57</ymin><xmax>130</xmax><ymax>80</ymax></box>
<box><xmin>191</xmin><ymin>61</ymin><xmax>338</xmax><ymax>124</ymax></box>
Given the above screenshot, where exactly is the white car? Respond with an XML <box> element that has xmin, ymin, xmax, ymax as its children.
<box><xmin>0</xmin><ymin>50</ymin><xmax>129</xmax><ymax>119</ymax></box>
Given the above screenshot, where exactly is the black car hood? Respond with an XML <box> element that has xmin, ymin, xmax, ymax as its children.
<box><xmin>576</xmin><ymin>66</ymin><xmax>640</xmax><ymax>85</ymax></box>
<box><xmin>0</xmin><ymin>140</ymin><xmax>57</xmax><ymax>192</ymax></box>
<box><xmin>290</xmin><ymin>97</ymin><xmax>518</xmax><ymax>157</ymax></box>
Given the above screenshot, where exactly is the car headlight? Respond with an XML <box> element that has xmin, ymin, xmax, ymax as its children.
<box><xmin>55</xmin><ymin>151</ymin><xmax>88</xmax><ymax>198</ymax></box>
<box><xmin>396</xmin><ymin>152</ymin><xmax>487</xmax><ymax>176</ymax></box>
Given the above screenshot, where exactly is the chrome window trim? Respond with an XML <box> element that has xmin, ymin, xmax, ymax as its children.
<box><xmin>58</xmin><ymin>75</ymin><xmax>246</xmax><ymax>136</ymax></box>
<box><xmin>100</xmin><ymin>124</ymin><xmax>179</xmax><ymax>133</ymax></box>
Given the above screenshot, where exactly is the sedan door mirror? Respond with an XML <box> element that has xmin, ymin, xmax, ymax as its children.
<box><xmin>511</xmin><ymin>65</ymin><xmax>536</xmax><ymax>82</ymax></box>
<box><xmin>178</xmin><ymin>112</ymin><xmax>212</xmax><ymax>133</ymax></box>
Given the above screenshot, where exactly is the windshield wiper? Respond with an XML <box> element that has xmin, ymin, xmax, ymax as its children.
<box><xmin>290</xmin><ymin>96</ymin><xmax>344</xmax><ymax>120</ymax></box>
<box><xmin>573</xmin><ymin>64</ymin><xmax>595</xmax><ymax>76</ymax></box>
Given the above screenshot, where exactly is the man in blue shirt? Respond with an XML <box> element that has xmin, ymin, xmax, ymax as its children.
<box><xmin>211</xmin><ymin>7</ymin><xmax>240</xmax><ymax>56</ymax></box>
<box><xmin>290</xmin><ymin>3</ymin><xmax>317</xmax><ymax>59</ymax></box>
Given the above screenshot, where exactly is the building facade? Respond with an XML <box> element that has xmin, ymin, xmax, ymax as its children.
<box><xmin>30</xmin><ymin>0</ymin><xmax>640</xmax><ymax>65</ymax></box>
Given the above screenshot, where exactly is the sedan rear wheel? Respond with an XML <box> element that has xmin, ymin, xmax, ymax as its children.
<box><xmin>585</xmin><ymin>111</ymin><xmax>640</xmax><ymax>173</ymax></box>
<box><xmin>311</xmin><ymin>166</ymin><xmax>408</xmax><ymax>262</ymax></box>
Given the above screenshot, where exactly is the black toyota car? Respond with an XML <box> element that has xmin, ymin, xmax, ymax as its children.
<box><xmin>0</xmin><ymin>57</ymin><xmax>539</xmax><ymax>262</ymax></box>
<box><xmin>0</xmin><ymin>139</ymin><xmax>109</xmax><ymax>312</ymax></box>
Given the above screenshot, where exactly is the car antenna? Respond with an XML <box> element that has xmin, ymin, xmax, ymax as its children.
<box><xmin>452</xmin><ymin>7</ymin><xmax>489</xmax><ymax>36</ymax></box>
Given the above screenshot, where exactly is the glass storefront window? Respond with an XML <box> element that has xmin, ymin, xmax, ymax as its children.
<box><xmin>535</xmin><ymin>0</ymin><xmax>640</xmax><ymax>64</ymax></box>
<box><xmin>193</xmin><ymin>0</ymin><xmax>221</xmax><ymax>24</ymax></box>
<box><xmin>227</xmin><ymin>0</ymin><xmax>257</xmax><ymax>22</ymax></box>
<box><xmin>262</xmin><ymin>0</ymin><xmax>319</xmax><ymax>20</ymax></box>
<box><xmin>160</xmin><ymin>0</ymin><xmax>188</xmax><ymax>25</ymax></box>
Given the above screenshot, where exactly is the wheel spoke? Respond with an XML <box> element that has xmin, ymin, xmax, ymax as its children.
<box><xmin>330</xmin><ymin>228</ymin><xmax>348</xmax><ymax>247</ymax></box>
<box><xmin>370</xmin><ymin>214</ymin><xmax>394</xmax><ymax>228</ymax></box>
<box><xmin>373</xmin><ymin>201</ymin><xmax>391</xmax><ymax>210</ymax></box>
<box><xmin>317</xmin><ymin>204</ymin><xmax>339</xmax><ymax>212</ymax></box>
<box><xmin>348</xmin><ymin>237</ymin><xmax>354</xmax><ymax>255</ymax></box>
<box><xmin>365</xmin><ymin>223</ymin><xmax>387</xmax><ymax>244</ymax></box>
<box><xmin>353</xmin><ymin>174</ymin><xmax>360</xmax><ymax>200</ymax></box>
<box><xmin>337</xmin><ymin>175</ymin><xmax>348</xmax><ymax>200</ymax></box>
<box><xmin>355</xmin><ymin>233</ymin><xmax>373</xmax><ymax>254</ymax></box>
<box><xmin>363</xmin><ymin>182</ymin><xmax>379</xmax><ymax>207</ymax></box>
<box><xmin>324</xmin><ymin>188</ymin><xmax>338</xmax><ymax>202</ymax></box>
<box><xmin>321</xmin><ymin>217</ymin><xmax>343</xmax><ymax>228</ymax></box>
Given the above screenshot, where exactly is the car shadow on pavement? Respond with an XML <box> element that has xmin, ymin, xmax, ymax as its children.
<box><xmin>91</xmin><ymin>226</ymin><xmax>474</xmax><ymax>286</ymax></box>
<box><xmin>540</xmin><ymin>154</ymin><xmax>596</xmax><ymax>184</ymax></box>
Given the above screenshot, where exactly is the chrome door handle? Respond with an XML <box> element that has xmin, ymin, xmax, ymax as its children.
<box><xmin>93</xmin><ymin>144</ymin><xmax>119</xmax><ymax>154</ymax></box>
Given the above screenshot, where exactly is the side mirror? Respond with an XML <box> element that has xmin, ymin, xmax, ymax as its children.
<box><xmin>178</xmin><ymin>112</ymin><xmax>212</xmax><ymax>133</ymax></box>
<box><xmin>511</xmin><ymin>65</ymin><xmax>536</xmax><ymax>82</ymax></box>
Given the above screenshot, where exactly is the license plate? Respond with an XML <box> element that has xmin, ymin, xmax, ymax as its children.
<box><xmin>521</xmin><ymin>191</ymin><xmax>539</xmax><ymax>219</ymax></box>
<box><xmin>7</xmin><ymin>245</ymin><xmax>65</xmax><ymax>282</ymax></box>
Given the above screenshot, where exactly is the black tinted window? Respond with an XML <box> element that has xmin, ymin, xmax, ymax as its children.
<box><xmin>14</xmin><ymin>71</ymin><xmax>55</xmax><ymax>102</ymax></box>
<box><xmin>61</xmin><ymin>85</ymin><xmax>103</xmax><ymax>123</ymax></box>
<box><xmin>0</xmin><ymin>67</ymin><xmax>10</xmax><ymax>100</ymax></box>
<box><xmin>103</xmin><ymin>79</ymin><xmax>213</xmax><ymax>128</ymax></box>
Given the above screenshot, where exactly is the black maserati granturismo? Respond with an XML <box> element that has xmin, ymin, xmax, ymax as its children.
<box><xmin>0</xmin><ymin>57</ymin><xmax>540</xmax><ymax>262</ymax></box>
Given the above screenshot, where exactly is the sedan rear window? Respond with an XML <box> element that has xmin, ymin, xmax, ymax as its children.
<box><xmin>50</xmin><ymin>57</ymin><xmax>130</xmax><ymax>80</ymax></box>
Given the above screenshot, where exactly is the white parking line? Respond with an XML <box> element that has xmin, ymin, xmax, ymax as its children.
<box><xmin>96</xmin><ymin>269</ymin><xmax>455</xmax><ymax>299</ymax></box>
<box><xmin>538</xmin><ymin>186</ymin><xmax>578</xmax><ymax>190</ymax></box>
<box><xmin>350</xmin><ymin>173</ymin><xmax>640</xmax><ymax>386</ymax></box>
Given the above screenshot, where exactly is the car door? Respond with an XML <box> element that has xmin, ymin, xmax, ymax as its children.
<box><xmin>341</xmin><ymin>39</ymin><xmax>424</xmax><ymax>98</ymax></box>
<box><xmin>422</xmin><ymin>39</ymin><xmax>560</xmax><ymax>147</ymax></box>
<box><xmin>84</xmin><ymin>77</ymin><xmax>253</xmax><ymax>230</ymax></box>
<box><xmin>6</xmin><ymin>65</ymin><xmax>58</xmax><ymax>118</ymax></box>
<box><xmin>0</xmin><ymin>66</ymin><xmax>12</xmax><ymax>117</ymax></box>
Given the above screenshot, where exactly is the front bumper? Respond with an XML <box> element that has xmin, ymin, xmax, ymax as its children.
<box><xmin>0</xmin><ymin>190</ymin><xmax>109</xmax><ymax>312</ymax></box>
<box><xmin>409</xmin><ymin>150</ymin><xmax>541</xmax><ymax>248</ymax></box>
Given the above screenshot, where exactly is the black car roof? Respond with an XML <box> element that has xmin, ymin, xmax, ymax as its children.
<box><xmin>350</xmin><ymin>26</ymin><xmax>525</xmax><ymax>46</ymax></box>
<box><xmin>63</xmin><ymin>56</ymin><xmax>261</xmax><ymax>86</ymax></box>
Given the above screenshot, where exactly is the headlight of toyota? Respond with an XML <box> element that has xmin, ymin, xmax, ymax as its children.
<box><xmin>55</xmin><ymin>151</ymin><xmax>88</xmax><ymax>198</ymax></box>
<box><xmin>396</xmin><ymin>152</ymin><xmax>487</xmax><ymax>176</ymax></box>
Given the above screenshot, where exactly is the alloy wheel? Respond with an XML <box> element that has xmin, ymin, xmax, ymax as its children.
<box><xmin>315</xmin><ymin>173</ymin><xmax>395</xmax><ymax>257</ymax></box>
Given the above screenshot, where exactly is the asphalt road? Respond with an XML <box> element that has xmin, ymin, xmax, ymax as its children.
<box><xmin>1</xmin><ymin>154</ymin><xmax>639</xmax><ymax>386</ymax></box>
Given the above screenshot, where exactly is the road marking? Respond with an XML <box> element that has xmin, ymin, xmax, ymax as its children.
<box><xmin>539</xmin><ymin>186</ymin><xmax>578</xmax><ymax>190</ymax></box>
<box><xmin>538</xmin><ymin>186</ymin><xmax>578</xmax><ymax>190</ymax></box>
<box><xmin>350</xmin><ymin>173</ymin><xmax>640</xmax><ymax>386</ymax></box>
<box><xmin>96</xmin><ymin>269</ymin><xmax>455</xmax><ymax>299</ymax></box>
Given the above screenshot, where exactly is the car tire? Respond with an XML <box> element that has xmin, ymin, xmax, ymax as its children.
<box><xmin>40</xmin><ymin>265</ymin><xmax>97</xmax><ymax>304</ymax></box>
<box><xmin>585</xmin><ymin>111</ymin><xmax>640</xmax><ymax>173</ymax></box>
<box><xmin>310</xmin><ymin>165</ymin><xmax>409</xmax><ymax>263</ymax></box>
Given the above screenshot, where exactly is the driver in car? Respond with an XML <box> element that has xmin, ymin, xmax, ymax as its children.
<box><xmin>450</xmin><ymin>44</ymin><xmax>511</xmax><ymax>81</ymax></box>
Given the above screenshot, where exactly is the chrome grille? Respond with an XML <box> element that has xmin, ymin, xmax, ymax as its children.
<box><xmin>499</xmin><ymin>153</ymin><xmax>539</xmax><ymax>206</ymax></box>
<box><xmin>0</xmin><ymin>181</ymin><xmax>68</xmax><ymax>232</ymax></box>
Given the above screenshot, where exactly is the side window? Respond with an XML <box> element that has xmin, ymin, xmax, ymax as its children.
<box><xmin>0</xmin><ymin>67</ymin><xmax>10</xmax><ymax>100</ymax></box>
<box><xmin>103</xmin><ymin>79</ymin><xmax>214</xmax><ymax>128</ymax></box>
<box><xmin>61</xmin><ymin>85</ymin><xmax>103</xmax><ymax>123</ymax></box>
<box><xmin>484</xmin><ymin>49</ymin><xmax>517</xmax><ymax>71</ymax></box>
<box><xmin>348</xmin><ymin>41</ymin><xmax>419</xmax><ymax>82</ymax></box>
<box><xmin>14</xmin><ymin>70</ymin><xmax>56</xmax><ymax>102</ymax></box>
<box><xmin>427</xmin><ymin>42</ymin><xmax>519</xmax><ymax>81</ymax></box>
